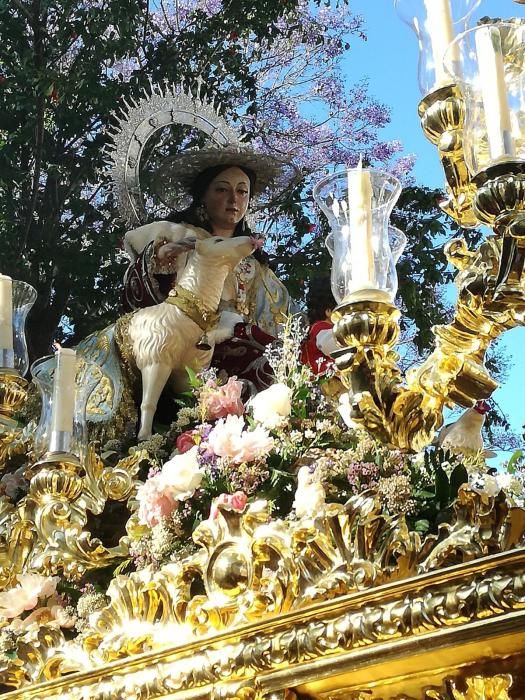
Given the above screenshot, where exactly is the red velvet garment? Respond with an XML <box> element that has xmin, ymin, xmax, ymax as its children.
<box><xmin>300</xmin><ymin>320</ymin><xmax>334</xmax><ymax>375</ymax></box>
<box><xmin>122</xmin><ymin>242</ymin><xmax>174</xmax><ymax>312</ymax></box>
<box><xmin>212</xmin><ymin>323</ymin><xmax>275</xmax><ymax>391</ymax></box>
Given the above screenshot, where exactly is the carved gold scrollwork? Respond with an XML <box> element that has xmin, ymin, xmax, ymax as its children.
<box><xmin>65</xmin><ymin>488</ymin><xmax>525</xmax><ymax>669</ymax></box>
<box><xmin>0</xmin><ymin>487</ymin><xmax>524</xmax><ymax>693</ymax></box>
<box><xmin>0</xmin><ymin>371</ymin><xmax>28</xmax><ymax>432</ymax></box>
<box><xmin>332</xmin><ymin>301</ymin><xmax>444</xmax><ymax>451</ymax></box>
<box><xmin>0</xmin><ymin>497</ymin><xmax>37</xmax><ymax>589</ymax></box>
<box><xmin>426</xmin><ymin>674</ymin><xmax>513</xmax><ymax>700</ymax></box>
<box><xmin>26</xmin><ymin>446</ymin><xmax>146</xmax><ymax>579</ymax></box>
<box><xmin>418</xmin><ymin>85</ymin><xmax>477</xmax><ymax>228</ymax></box>
<box><xmin>0</xmin><ymin>444</ymin><xmax>147</xmax><ymax>584</ymax></box>
<box><xmin>212</xmin><ymin>679</ymin><xmax>263</xmax><ymax>700</ymax></box>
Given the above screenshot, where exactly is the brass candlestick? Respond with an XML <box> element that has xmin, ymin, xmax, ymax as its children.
<box><xmin>418</xmin><ymin>85</ymin><xmax>477</xmax><ymax>228</ymax></box>
<box><xmin>0</xmin><ymin>368</ymin><xmax>28</xmax><ymax>431</ymax></box>
<box><xmin>319</xmin><ymin>19</ymin><xmax>525</xmax><ymax>453</ymax></box>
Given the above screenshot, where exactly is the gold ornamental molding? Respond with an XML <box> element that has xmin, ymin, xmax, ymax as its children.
<box><xmin>2</xmin><ymin>548</ymin><xmax>525</xmax><ymax>700</ymax></box>
<box><xmin>0</xmin><ymin>488</ymin><xmax>524</xmax><ymax>698</ymax></box>
<box><xmin>418</xmin><ymin>85</ymin><xmax>478</xmax><ymax>228</ymax></box>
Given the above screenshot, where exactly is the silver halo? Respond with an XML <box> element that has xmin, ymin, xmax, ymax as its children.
<box><xmin>105</xmin><ymin>82</ymin><xmax>241</xmax><ymax>226</ymax></box>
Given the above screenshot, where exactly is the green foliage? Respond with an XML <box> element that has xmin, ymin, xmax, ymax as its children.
<box><xmin>0</xmin><ymin>0</ymin><xmax>302</xmax><ymax>360</ymax></box>
<box><xmin>408</xmin><ymin>448</ymin><xmax>470</xmax><ymax>535</ymax></box>
<box><xmin>507</xmin><ymin>449</ymin><xmax>524</xmax><ymax>474</ymax></box>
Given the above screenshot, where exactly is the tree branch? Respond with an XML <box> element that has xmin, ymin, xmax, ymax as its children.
<box><xmin>21</xmin><ymin>0</ymin><xmax>46</xmax><ymax>254</ymax></box>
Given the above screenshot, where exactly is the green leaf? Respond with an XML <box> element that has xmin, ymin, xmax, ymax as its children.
<box><xmin>434</xmin><ymin>466</ymin><xmax>450</xmax><ymax>507</ymax></box>
<box><xmin>413</xmin><ymin>489</ymin><xmax>435</xmax><ymax>499</ymax></box>
<box><xmin>414</xmin><ymin>519</ymin><xmax>430</xmax><ymax>533</ymax></box>
<box><xmin>449</xmin><ymin>464</ymin><xmax>469</xmax><ymax>500</ymax></box>
<box><xmin>185</xmin><ymin>366</ymin><xmax>201</xmax><ymax>389</ymax></box>
<box><xmin>507</xmin><ymin>449</ymin><xmax>523</xmax><ymax>474</ymax></box>
<box><xmin>113</xmin><ymin>558</ymin><xmax>133</xmax><ymax>576</ymax></box>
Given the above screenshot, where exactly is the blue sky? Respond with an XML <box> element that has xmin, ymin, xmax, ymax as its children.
<box><xmin>345</xmin><ymin>0</ymin><xmax>524</xmax><ymax>447</ymax></box>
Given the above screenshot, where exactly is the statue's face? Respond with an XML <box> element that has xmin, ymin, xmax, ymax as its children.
<box><xmin>202</xmin><ymin>166</ymin><xmax>251</xmax><ymax>235</ymax></box>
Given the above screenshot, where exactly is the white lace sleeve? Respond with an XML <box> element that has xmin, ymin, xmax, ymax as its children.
<box><xmin>124</xmin><ymin>222</ymin><xmax>191</xmax><ymax>261</ymax></box>
<box><xmin>316</xmin><ymin>328</ymin><xmax>339</xmax><ymax>357</ymax></box>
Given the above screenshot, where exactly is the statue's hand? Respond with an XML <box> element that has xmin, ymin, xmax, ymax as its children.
<box><xmin>157</xmin><ymin>238</ymin><xmax>196</xmax><ymax>263</ymax></box>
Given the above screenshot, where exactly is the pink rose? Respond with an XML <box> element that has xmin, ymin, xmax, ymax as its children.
<box><xmin>210</xmin><ymin>491</ymin><xmax>248</xmax><ymax>519</ymax></box>
<box><xmin>176</xmin><ymin>431</ymin><xmax>197</xmax><ymax>454</ymax></box>
<box><xmin>0</xmin><ymin>574</ymin><xmax>60</xmax><ymax>619</ymax></box>
<box><xmin>136</xmin><ymin>474</ymin><xmax>177</xmax><ymax>528</ymax></box>
<box><xmin>230</xmin><ymin>491</ymin><xmax>248</xmax><ymax>511</ymax></box>
<box><xmin>202</xmin><ymin>376</ymin><xmax>244</xmax><ymax>420</ymax></box>
<box><xmin>208</xmin><ymin>414</ymin><xmax>244</xmax><ymax>459</ymax></box>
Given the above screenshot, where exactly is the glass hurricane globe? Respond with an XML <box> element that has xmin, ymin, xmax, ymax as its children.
<box><xmin>314</xmin><ymin>168</ymin><xmax>403</xmax><ymax>305</ymax></box>
<box><xmin>0</xmin><ymin>280</ymin><xmax>37</xmax><ymax>376</ymax></box>
<box><xmin>394</xmin><ymin>0</ymin><xmax>481</xmax><ymax>95</ymax></box>
<box><xmin>444</xmin><ymin>22</ymin><xmax>525</xmax><ymax>175</ymax></box>
<box><xmin>31</xmin><ymin>354</ymin><xmax>99</xmax><ymax>464</ymax></box>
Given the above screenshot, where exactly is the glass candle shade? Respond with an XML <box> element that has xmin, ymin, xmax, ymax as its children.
<box><xmin>31</xmin><ymin>353</ymin><xmax>98</xmax><ymax>464</ymax></box>
<box><xmin>0</xmin><ymin>279</ymin><xmax>37</xmax><ymax>374</ymax></box>
<box><xmin>444</xmin><ymin>23</ymin><xmax>525</xmax><ymax>175</ymax></box>
<box><xmin>314</xmin><ymin>168</ymin><xmax>403</xmax><ymax>305</ymax></box>
<box><xmin>12</xmin><ymin>280</ymin><xmax>37</xmax><ymax>376</ymax></box>
<box><xmin>394</xmin><ymin>0</ymin><xmax>480</xmax><ymax>95</ymax></box>
<box><xmin>326</xmin><ymin>227</ymin><xmax>406</xmax><ymax>305</ymax></box>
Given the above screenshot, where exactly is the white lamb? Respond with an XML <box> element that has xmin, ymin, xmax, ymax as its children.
<box><xmin>125</xmin><ymin>235</ymin><xmax>257</xmax><ymax>440</ymax></box>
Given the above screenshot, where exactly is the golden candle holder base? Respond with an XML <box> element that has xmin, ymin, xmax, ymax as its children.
<box><xmin>418</xmin><ymin>85</ymin><xmax>478</xmax><ymax>228</ymax></box>
<box><xmin>473</xmin><ymin>166</ymin><xmax>525</xmax><ymax>304</ymax></box>
<box><xmin>331</xmin><ymin>300</ymin><xmax>442</xmax><ymax>451</ymax></box>
<box><xmin>0</xmin><ymin>369</ymin><xmax>28</xmax><ymax>431</ymax></box>
<box><xmin>27</xmin><ymin>452</ymin><xmax>84</xmax><ymax>502</ymax></box>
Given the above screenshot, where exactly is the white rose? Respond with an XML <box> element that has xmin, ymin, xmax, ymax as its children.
<box><xmin>250</xmin><ymin>383</ymin><xmax>292</xmax><ymax>429</ymax></box>
<box><xmin>160</xmin><ymin>445</ymin><xmax>204</xmax><ymax>501</ymax></box>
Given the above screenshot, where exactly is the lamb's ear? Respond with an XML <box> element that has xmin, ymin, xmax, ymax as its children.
<box><xmin>194</xmin><ymin>239</ymin><xmax>205</xmax><ymax>254</ymax></box>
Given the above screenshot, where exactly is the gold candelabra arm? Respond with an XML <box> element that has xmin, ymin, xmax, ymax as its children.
<box><xmin>473</xmin><ymin>168</ymin><xmax>525</xmax><ymax>305</ymax></box>
<box><xmin>332</xmin><ymin>301</ymin><xmax>445</xmax><ymax>452</ymax></box>
<box><xmin>418</xmin><ymin>85</ymin><xmax>478</xmax><ymax>228</ymax></box>
<box><xmin>0</xmin><ymin>370</ymin><xmax>28</xmax><ymax>433</ymax></box>
<box><xmin>332</xmin><ymin>223</ymin><xmax>525</xmax><ymax>452</ymax></box>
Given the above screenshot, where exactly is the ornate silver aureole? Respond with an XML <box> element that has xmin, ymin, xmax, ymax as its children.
<box><xmin>106</xmin><ymin>82</ymin><xmax>241</xmax><ymax>226</ymax></box>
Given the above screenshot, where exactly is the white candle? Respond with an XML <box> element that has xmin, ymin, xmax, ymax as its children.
<box><xmin>424</xmin><ymin>0</ymin><xmax>457</xmax><ymax>87</ymax></box>
<box><xmin>50</xmin><ymin>348</ymin><xmax>77</xmax><ymax>438</ymax></box>
<box><xmin>347</xmin><ymin>159</ymin><xmax>374</xmax><ymax>293</ymax></box>
<box><xmin>0</xmin><ymin>275</ymin><xmax>13</xmax><ymax>352</ymax></box>
<box><xmin>475</xmin><ymin>26</ymin><xmax>514</xmax><ymax>162</ymax></box>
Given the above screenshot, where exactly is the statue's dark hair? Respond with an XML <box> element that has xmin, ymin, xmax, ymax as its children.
<box><xmin>305</xmin><ymin>277</ymin><xmax>336</xmax><ymax>323</ymax></box>
<box><xmin>165</xmin><ymin>163</ymin><xmax>269</xmax><ymax>264</ymax></box>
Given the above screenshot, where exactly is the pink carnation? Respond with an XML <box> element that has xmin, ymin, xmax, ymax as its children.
<box><xmin>210</xmin><ymin>491</ymin><xmax>248</xmax><ymax>519</ymax></box>
<box><xmin>0</xmin><ymin>574</ymin><xmax>60</xmax><ymax>619</ymax></box>
<box><xmin>208</xmin><ymin>415</ymin><xmax>274</xmax><ymax>464</ymax></box>
<box><xmin>233</xmin><ymin>425</ymin><xmax>274</xmax><ymax>463</ymax></box>
<box><xmin>176</xmin><ymin>431</ymin><xmax>197</xmax><ymax>454</ymax></box>
<box><xmin>202</xmin><ymin>376</ymin><xmax>244</xmax><ymax>420</ymax></box>
<box><xmin>208</xmin><ymin>414</ymin><xmax>244</xmax><ymax>458</ymax></box>
<box><xmin>136</xmin><ymin>474</ymin><xmax>177</xmax><ymax>528</ymax></box>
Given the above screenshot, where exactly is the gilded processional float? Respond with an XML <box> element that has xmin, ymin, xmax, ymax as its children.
<box><xmin>0</xmin><ymin>1</ymin><xmax>525</xmax><ymax>698</ymax></box>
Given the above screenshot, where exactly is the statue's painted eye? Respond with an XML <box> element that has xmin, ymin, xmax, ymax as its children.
<box><xmin>214</xmin><ymin>238</ymin><xmax>223</xmax><ymax>243</ymax></box>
